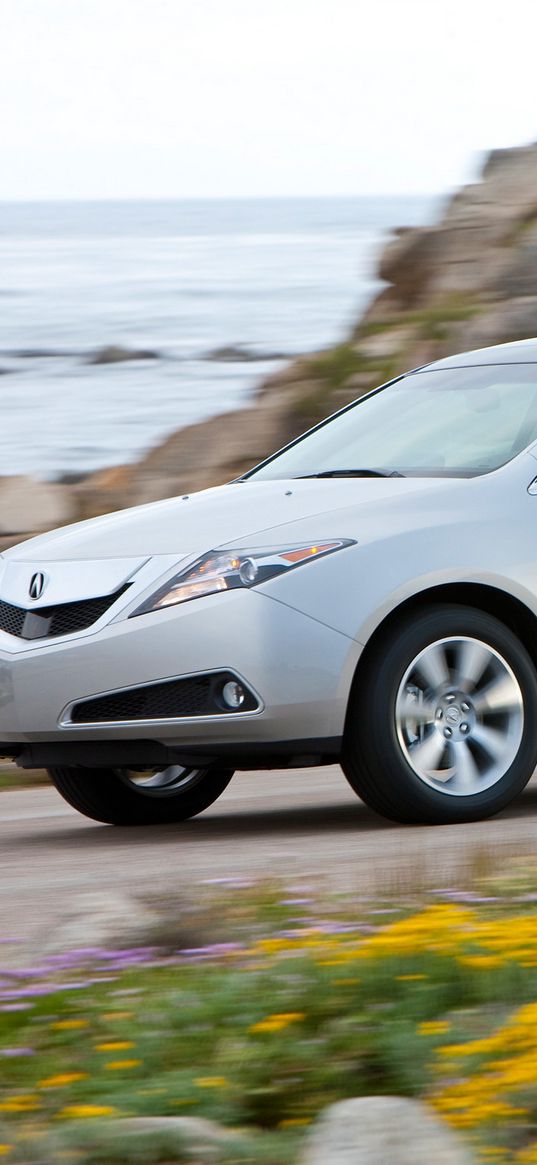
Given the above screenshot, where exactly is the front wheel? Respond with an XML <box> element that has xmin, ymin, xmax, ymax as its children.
<box><xmin>47</xmin><ymin>764</ymin><xmax>234</xmax><ymax>825</ymax></box>
<box><xmin>342</xmin><ymin>605</ymin><xmax>537</xmax><ymax>824</ymax></box>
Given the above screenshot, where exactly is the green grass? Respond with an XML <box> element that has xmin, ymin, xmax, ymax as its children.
<box><xmin>1</xmin><ymin>876</ymin><xmax>537</xmax><ymax>1162</ymax></box>
<box><xmin>291</xmin><ymin>345</ymin><xmax>398</xmax><ymax>427</ymax></box>
<box><xmin>358</xmin><ymin>294</ymin><xmax>481</xmax><ymax>343</ymax></box>
<box><xmin>0</xmin><ymin>767</ymin><xmax>48</xmax><ymax>791</ymax></box>
<box><xmin>406</xmin><ymin>296</ymin><xmax>481</xmax><ymax>340</ymax></box>
<box><xmin>302</xmin><ymin>345</ymin><xmax>397</xmax><ymax>391</ymax></box>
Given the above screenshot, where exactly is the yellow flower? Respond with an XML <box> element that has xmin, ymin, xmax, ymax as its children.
<box><xmin>95</xmin><ymin>1041</ymin><xmax>135</xmax><ymax>1052</ymax></box>
<box><xmin>433</xmin><ymin>1000</ymin><xmax>537</xmax><ymax>1130</ymax></box>
<box><xmin>396</xmin><ymin>973</ymin><xmax>428</xmax><ymax>981</ymax></box>
<box><xmin>0</xmin><ymin>1096</ymin><xmax>41</xmax><ymax>1113</ymax></box>
<box><xmin>250</xmin><ymin>1012</ymin><xmax>305</xmax><ymax>1034</ymax></box>
<box><xmin>518</xmin><ymin>1144</ymin><xmax>537</xmax><ymax>1163</ymax></box>
<box><xmin>58</xmin><ymin>1104</ymin><xmax>117</xmax><ymax>1119</ymax></box>
<box><xmin>39</xmin><ymin>1073</ymin><xmax>88</xmax><ymax>1089</ymax></box>
<box><xmin>195</xmin><ymin>1077</ymin><xmax>228</xmax><ymax>1089</ymax></box>
<box><xmin>357</xmin><ymin>904</ymin><xmax>477</xmax><ymax>960</ymax></box>
<box><xmin>0</xmin><ymin>1099</ymin><xmax>39</xmax><ymax>1109</ymax></box>
<box><xmin>0</xmin><ymin>1148</ymin><xmax>12</xmax><ymax>1157</ymax></box>
<box><xmin>104</xmin><ymin>1059</ymin><xmax>141</xmax><ymax>1071</ymax></box>
<box><xmin>418</xmin><ymin>1021</ymin><xmax>451</xmax><ymax>1037</ymax></box>
<box><xmin>51</xmin><ymin>1019</ymin><xmax>89</xmax><ymax>1031</ymax></box>
<box><xmin>458</xmin><ymin>955</ymin><xmax>504</xmax><ymax>970</ymax></box>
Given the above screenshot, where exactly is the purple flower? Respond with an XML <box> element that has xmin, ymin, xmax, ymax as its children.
<box><xmin>1</xmin><ymin>1047</ymin><xmax>35</xmax><ymax>1057</ymax></box>
<box><xmin>0</xmin><ymin>1002</ymin><xmax>34</xmax><ymax>1011</ymax></box>
<box><xmin>280</xmin><ymin>898</ymin><xmax>313</xmax><ymax>906</ymax></box>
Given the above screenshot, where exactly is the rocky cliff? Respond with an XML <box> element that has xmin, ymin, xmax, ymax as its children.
<box><xmin>4</xmin><ymin>141</ymin><xmax>537</xmax><ymax>543</ymax></box>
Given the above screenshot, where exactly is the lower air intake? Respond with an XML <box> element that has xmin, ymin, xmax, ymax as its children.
<box><xmin>69</xmin><ymin>672</ymin><xmax>258</xmax><ymax>723</ymax></box>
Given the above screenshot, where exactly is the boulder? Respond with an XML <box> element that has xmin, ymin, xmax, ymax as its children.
<box><xmin>50</xmin><ymin>1115</ymin><xmax>250</xmax><ymax>1163</ymax></box>
<box><xmin>378</xmin><ymin>227</ymin><xmax>441</xmax><ymax>304</ymax></box>
<box><xmin>299</xmin><ymin>1096</ymin><xmax>476</xmax><ymax>1165</ymax></box>
<box><xmin>42</xmin><ymin>891</ymin><xmax>161</xmax><ymax>953</ymax></box>
<box><xmin>0</xmin><ymin>475</ymin><xmax>73</xmax><ymax>536</ymax></box>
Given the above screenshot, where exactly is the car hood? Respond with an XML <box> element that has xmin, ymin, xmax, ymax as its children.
<box><xmin>2</xmin><ymin>476</ymin><xmax>464</xmax><ymax>565</ymax></box>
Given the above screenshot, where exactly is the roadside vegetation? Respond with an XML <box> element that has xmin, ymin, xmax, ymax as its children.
<box><xmin>0</xmin><ymin>871</ymin><xmax>537</xmax><ymax>1163</ymax></box>
<box><xmin>0</xmin><ymin>767</ymin><xmax>48</xmax><ymax>791</ymax></box>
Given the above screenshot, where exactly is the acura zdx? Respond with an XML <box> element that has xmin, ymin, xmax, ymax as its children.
<box><xmin>2</xmin><ymin>339</ymin><xmax>537</xmax><ymax>827</ymax></box>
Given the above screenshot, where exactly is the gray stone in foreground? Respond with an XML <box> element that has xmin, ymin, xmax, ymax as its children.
<box><xmin>55</xmin><ymin>1116</ymin><xmax>250</xmax><ymax>1160</ymax></box>
<box><xmin>299</xmin><ymin>1097</ymin><xmax>476</xmax><ymax>1165</ymax></box>
<box><xmin>42</xmin><ymin>890</ymin><xmax>160</xmax><ymax>952</ymax></box>
<box><xmin>115</xmin><ymin>1116</ymin><xmax>245</xmax><ymax>1146</ymax></box>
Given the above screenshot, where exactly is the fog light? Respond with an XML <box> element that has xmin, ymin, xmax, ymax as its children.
<box><xmin>222</xmin><ymin>681</ymin><xmax>246</xmax><ymax>709</ymax></box>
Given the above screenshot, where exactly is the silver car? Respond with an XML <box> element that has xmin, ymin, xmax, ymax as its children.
<box><xmin>2</xmin><ymin>338</ymin><xmax>537</xmax><ymax>828</ymax></box>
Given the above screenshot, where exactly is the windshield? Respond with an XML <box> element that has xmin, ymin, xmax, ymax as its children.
<box><xmin>247</xmin><ymin>365</ymin><xmax>537</xmax><ymax>480</ymax></box>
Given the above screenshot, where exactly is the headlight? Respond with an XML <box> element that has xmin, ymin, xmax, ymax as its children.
<box><xmin>132</xmin><ymin>540</ymin><xmax>354</xmax><ymax>615</ymax></box>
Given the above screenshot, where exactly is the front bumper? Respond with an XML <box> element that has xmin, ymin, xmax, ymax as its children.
<box><xmin>0</xmin><ymin>588</ymin><xmax>360</xmax><ymax>763</ymax></box>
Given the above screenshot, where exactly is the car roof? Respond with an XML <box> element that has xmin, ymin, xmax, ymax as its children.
<box><xmin>412</xmin><ymin>337</ymin><xmax>537</xmax><ymax>373</ymax></box>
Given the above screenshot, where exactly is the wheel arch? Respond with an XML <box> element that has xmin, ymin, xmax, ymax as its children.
<box><xmin>348</xmin><ymin>582</ymin><xmax>537</xmax><ymax>722</ymax></box>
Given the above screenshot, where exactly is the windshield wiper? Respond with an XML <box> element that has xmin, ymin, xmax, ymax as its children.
<box><xmin>297</xmin><ymin>468</ymin><xmax>405</xmax><ymax>479</ymax></box>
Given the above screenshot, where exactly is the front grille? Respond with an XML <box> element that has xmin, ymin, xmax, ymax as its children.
<box><xmin>70</xmin><ymin>672</ymin><xmax>258</xmax><ymax>723</ymax></box>
<box><xmin>0</xmin><ymin>585</ymin><xmax>130</xmax><ymax>642</ymax></box>
<box><xmin>0</xmin><ymin>601</ymin><xmax>26</xmax><ymax>638</ymax></box>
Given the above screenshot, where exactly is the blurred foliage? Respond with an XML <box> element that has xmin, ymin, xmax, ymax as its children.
<box><xmin>0</xmin><ymin>767</ymin><xmax>48</xmax><ymax>791</ymax></box>
<box><xmin>1</xmin><ymin>877</ymin><xmax>537</xmax><ymax>1162</ymax></box>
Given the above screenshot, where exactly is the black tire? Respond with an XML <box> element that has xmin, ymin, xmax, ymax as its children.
<box><xmin>47</xmin><ymin>764</ymin><xmax>234</xmax><ymax>825</ymax></box>
<box><xmin>342</xmin><ymin>604</ymin><xmax>537</xmax><ymax>825</ymax></box>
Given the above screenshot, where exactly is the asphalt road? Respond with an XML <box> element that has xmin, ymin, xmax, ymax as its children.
<box><xmin>2</xmin><ymin>766</ymin><xmax>537</xmax><ymax>964</ymax></box>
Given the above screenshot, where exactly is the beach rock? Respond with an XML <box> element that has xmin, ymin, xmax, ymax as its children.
<box><xmin>299</xmin><ymin>1096</ymin><xmax>476</xmax><ymax>1165</ymax></box>
<box><xmin>0</xmin><ymin>475</ymin><xmax>73</xmax><ymax>536</ymax></box>
<box><xmin>14</xmin><ymin>347</ymin><xmax>78</xmax><ymax>359</ymax></box>
<box><xmin>204</xmin><ymin>343</ymin><xmax>289</xmax><ymax>362</ymax></box>
<box><xmin>87</xmin><ymin>344</ymin><xmax>160</xmax><ymax>364</ymax></box>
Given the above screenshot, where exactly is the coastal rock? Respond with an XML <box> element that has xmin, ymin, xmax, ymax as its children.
<box><xmin>204</xmin><ymin>343</ymin><xmax>289</xmax><ymax>362</ymax></box>
<box><xmin>378</xmin><ymin>226</ymin><xmax>442</xmax><ymax>305</ymax></box>
<box><xmin>86</xmin><ymin>344</ymin><xmax>160</xmax><ymax>364</ymax></box>
<box><xmin>0</xmin><ymin>475</ymin><xmax>73</xmax><ymax>537</ymax></box>
<box><xmin>299</xmin><ymin>1096</ymin><xmax>476</xmax><ymax>1165</ymax></box>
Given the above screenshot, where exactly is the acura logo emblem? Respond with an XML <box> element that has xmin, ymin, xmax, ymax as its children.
<box><xmin>29</xmin><ymin>572</ymin><xmax>46</xmax><ymax>600</ymax></box>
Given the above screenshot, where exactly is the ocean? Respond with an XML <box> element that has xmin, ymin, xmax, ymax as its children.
<box><xmin>0</xmin><ymin>196</ymin><xmax>437</xmax><ymax>480</ymax></box>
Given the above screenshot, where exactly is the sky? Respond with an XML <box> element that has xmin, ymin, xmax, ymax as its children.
<box><xmin>2</xmin><ymin>0</ymin><xmax>537</xmax><ymax>200</ymax></box>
